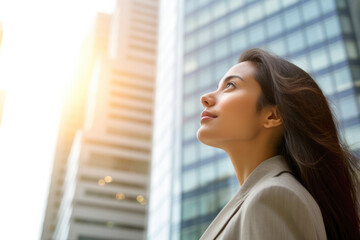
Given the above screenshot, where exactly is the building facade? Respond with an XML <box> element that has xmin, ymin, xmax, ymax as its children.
<box><xmin>42</xmin><ymin>0</ymin><xmax>158</xmax><ymax>239</ymax></box>
<box><xmin>40</xmin><ymin>12</ymin><xmax>111</xmax><ymax>240</ymax></box>
<box><xmin>147</xmin><ymin>0</ymin><xmax>183</xmax><ymax>239</ymax></box>
<box><xmin>179</xmin><ymin>0</ymin><xmax>360</xmax><ymax>239</ymax></box>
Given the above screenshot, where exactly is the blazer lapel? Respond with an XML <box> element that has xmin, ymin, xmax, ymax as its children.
<box><xmin>199</xmin><ymin>154</ymin><xmax>293</xmax><ymax>240</ymax></box>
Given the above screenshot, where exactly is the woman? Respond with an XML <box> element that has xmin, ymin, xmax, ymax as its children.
<box><xmin>197</xmin><ymin>48</ymin><xmax>360</xmax><ymax>240</ymax></box>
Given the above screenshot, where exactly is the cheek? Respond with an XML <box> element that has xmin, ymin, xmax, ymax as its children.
<box><xmin>219</xmin><ymin>94</ymin><xmax>260</xmax><ymax>136</ymax></box>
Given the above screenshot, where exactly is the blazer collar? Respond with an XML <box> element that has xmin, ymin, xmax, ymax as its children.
<box><xmin>200</xmin><ymin>154</ymin><xmax>293</xmax><ymax>240</ymax></box>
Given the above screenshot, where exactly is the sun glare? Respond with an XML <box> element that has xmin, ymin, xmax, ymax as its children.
<box><xmin>0</xmin><ymin>0</ymin><xmax>115</xmax><ymax>239</ymax></box>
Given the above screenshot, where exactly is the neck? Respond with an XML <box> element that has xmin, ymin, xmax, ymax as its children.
<box><xmin>221</xmin><ymin>138</ymin><xmax>278</xmax><ymax>185</ymax></box>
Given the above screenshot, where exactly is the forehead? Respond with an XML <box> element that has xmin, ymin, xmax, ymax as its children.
<box><xmin>224</xmin><ymin>61</ymin><xmax>256</xmax><ymax>78</ymax></box>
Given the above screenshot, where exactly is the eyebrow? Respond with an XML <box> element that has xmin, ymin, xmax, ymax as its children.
<box><xmin>217</xmin><ymin>75</ymin><xmax>245</xmax><ymax>89</ymax></box>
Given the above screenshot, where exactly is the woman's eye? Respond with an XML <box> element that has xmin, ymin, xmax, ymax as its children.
<box><xmin>226</xmin><ymin>82</ymin><xmax>235</xmax><ymax>88</ymax></box>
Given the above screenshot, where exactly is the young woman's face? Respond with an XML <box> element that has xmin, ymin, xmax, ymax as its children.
<box><xmin>197</xmin><ymin>61</ymin><xmax>264</xmax><ymax>148</ymax></box>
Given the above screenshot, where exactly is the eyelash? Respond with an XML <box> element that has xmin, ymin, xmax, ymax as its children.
<box><xmin>226</xmin><ymin>82</ymin><xmax>235</xmax><ymax>88</ymax></box>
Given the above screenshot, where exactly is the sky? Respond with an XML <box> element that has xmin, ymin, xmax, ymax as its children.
<box><xmin>0</xmin><ymin>0</ymin><xmax>115</xmax><ymax>239</ymax></box>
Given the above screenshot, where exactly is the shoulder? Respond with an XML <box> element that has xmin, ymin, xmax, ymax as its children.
<box><xmin>238</xmin><ymin>172</ymin><xmax>327</xmax><ymax>239</ymax></box>
<box><xmin>246</xmin><ymin>172</ymin><xmax>319</xmax><ymax>210</ymax></box>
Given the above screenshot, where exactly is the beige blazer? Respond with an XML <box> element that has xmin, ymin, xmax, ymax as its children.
<box><xmin>200</xmin><ymin>155</ymin><xmax>327</xmax><ymax>240</ymax></box>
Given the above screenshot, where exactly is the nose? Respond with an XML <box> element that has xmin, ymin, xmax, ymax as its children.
<box><xmin>200</xmin><ymin>92</ymin><xmax>215</xmax><ymax>108</ymax></box>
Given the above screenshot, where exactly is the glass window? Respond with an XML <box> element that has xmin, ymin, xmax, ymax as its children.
<box><xmin>183</xmin><ymin>142</ymin><xmax>198</xmax><ymax>165</ymax></box>
<box><xmin>184</xmin><ymin>53</ymin><xmax>198</xmax><ymax>74</ymax></box>
<box><xmin>197</xmin><ymin>8</ymin><xmax>211</xmax><ymax>27</ymax></box>
<box><xmin>218</xmin><ymin>185</ymin><xmax>232</xmax><ymax>208</ymax></box>
<box><xmin>230</xmin><ymin>31</ymin><xmax>248</xmax><ymax>53</ymax></box>
<box><xmin>266</xmin><ymin>15</ymin><xmax>283</xmax><ymax>38</ymax></box>
<box><xmin>199</xmin><ymin>66</ymin><xmax>213</xmax><ymax>89</ymax></box>
<box><xmin>319</xmin><ymin>0</ymin><xmax>336</xmax><ymax>14</ymax></box>
<box><xmin>185</xmin><ymin>15</ymin><xmax>197</xmax><ymax>33</ymax></box>
<box><xmin>199</xmin><ymin>222</ymin><xmax>211</xmax><ymax>238</ymax></box>
<box><xmin>306</xmin><ymin>22</ymin><xmax>325</xmax><ymax>46</ymax></box>
<box><xmin>324</xmin><ymin>15</ymin><xmax>341</xmax><ymax>39</ymax></box>
<box><xmin>291</xmin><ymin>54</ymin><xmax>312</xmax><ymax>73</ymax></box>
<box><xmin>351</xmin><ymin>66</ymin><xmax>360</xmax><ymax>87</ymax></box>
<box><xmin>329</xmin><ymin>100</ymin><xmax>341</xmax><ymax>122</ymax></box>
<box><xmin>217</xmin><ymin>157</ymin><xmax>234</xmax><ymax>179</ymax></box>
<box><xmin>316</xmin><ymin>73</ymin><xmax>336</xmax><ymax>95</ymax></box>
<box><xmin>340</xmin><ymin>15</ymin><xmax>352</xmax><ymax>34</ymax></box>
<box><xmin>264</xmin><ymin>0</ymin><xmax>282</xmax><ymax>16</ymax></box>
<box><xmin>336</xmin><ymin>0</ymin><xmax>347</xmax><ymax>9</ymax></box>
<box><xmin>328</xmin><ymin>41</ymin><xmax>347</xmax><ymax>65</ymax></box>
<box><xmin>181</xmin><ymin>225</ymin><xmax>198</xmax><ymax>240</ymax></box>
<box><xmin>212</xmin><ymin>1</ymin><xmax>227</xmax><ymax>19</ymax></box>
<box><xmin>199</xmin><ymin>141</ymin><xmax>216</xmax><ymax>159</ymax></box>
<box><xmin>287</xmin><ymin>30</ymin><xmax>306</xmax><ymax>54</ymax></box>
<box><xmin>182</xmin><ymin>168</ymin><xmax>198</xmax><ymax>192</ymax></box>
<box><xmin>185</xmin><ymin>35</ymin><xmax>197</xmax><ymax>53</ymax></box>
<box><xmin>302</xmin><ymin>1</ymin><xmax>320</xmax><ymax>22</ymax></box>
<box><xmin>310</xmin><ymin>47</ymin><xmax>329</xmax><ymax>72</ymax></box>
<box><xmin>199</xmin><ymin>191</ymin><xmax>217</xmax><ymax>215</ymax></box>
<box><xmin>345</xmin><ymin>40</ymin><xmax>359</xmax><ymax>60</ymax></box>
<box><xmin>182</xmin><ymin>197</ymin><xmax>198</xmax><ymax>220</ymax></box>
<box><xmin>344</xmin><ymin>125</ymin><xmax>360</xmax><ymax>150</ymax></box>
<box><xmin>339</xmin><ymin>95</ymin><xmax>359</xmax><ymax>120</ymax></box>
<box><xmin>198</xmin><ymin>47</ymin><xmax>213</xmax><ymax>67</ymax></box>
<box><xmin>200</xmin><ymin>162</ymin><xmax>216</xmax><ymax>186</ymax></box>
<box><xmin>196</xmin><ymin>26</ymin><xmax>212</xmax><ymax>46</ymax></box>
<box><xmin>215</xmin><ymin>59</ymin><xmax>231</xmax><ymax>80</ymax></box>
<box><xmin>333</xmin><ymin>67</ymin><xmax>353</xmax><ymax>91</ymax></box>
<box><xmin>185</xmin><ymin>0</ymin><xmax>196</xmax><ymax>14</ymax></box>
<box><xmin>284</xmin><ymin>7</ymin><xmax>302</xmax><ymax>30</ymax></box>
<box><xmin>184</xmin><ymin>120</ymin><xmax>197</xmax><ymax>141</ymax></box>
<box><xmin>249</xmin><ymin>23</ymin><xmax>265</xmax><ymax>45</ymax></box>
<box><xmin>229</xmin><ymin>0</ymin><xmax>245</xmax><ymax>10</ymax></box>
<box><xmin>268</xmin><ymin>38</ymin><xmax>287</xmax><ymax>56</ymax></box>
<box><xmin>183</xmin><ymin>96</ymin><xmax>198</xmax><ymax>117</ymax></box>
<box><xmin>212</xmin><ymin>18</ymin><xmax>228</xmax><ymax>39</ymax></box>
<box><xmin>229</xmin><ymin>12</ymin><xmax>247</xmax><ymax>31</ymax></box>
<box><xmin>281</xmin><ymin>0</ymin><xmax>299</xmax><ymax>8</ymax></box>
<box><xmin>214</xmin><ymin>38</ymin><xmax>230</xmax><ymax>60</ymax></box>
<box><xmin>184</xmin><ymin>74</ymin><xmax>198</xmax><ymax>95</ymax></box>
<box><xmin>247</xmin><ymin>2</ymin><xmax>264</xmax><ymax>23</ymax></box>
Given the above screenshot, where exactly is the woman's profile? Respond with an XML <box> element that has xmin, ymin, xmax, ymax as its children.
<box><xmin>197</xmin><ymin>48</ymin><xmax>360</xmax><ymax>240</ymax></box>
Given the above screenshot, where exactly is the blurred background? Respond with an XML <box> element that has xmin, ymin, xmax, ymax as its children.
<box><xmin>0</xmin><ymin>0</ymin><xmax>359</xmax><ymax>239</ymax></box>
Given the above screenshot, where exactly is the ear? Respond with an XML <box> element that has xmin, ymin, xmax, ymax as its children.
<box><xmin>263</xmin><ymin>105</ymin><xmax>282</xmax><ymax>128</ymax></box>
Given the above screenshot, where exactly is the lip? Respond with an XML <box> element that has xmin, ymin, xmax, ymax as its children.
<box><xmin>201</xmin><ymin>110</ymin><xmax>217</xmax><ymax>119</ymax></box>
<box><xmin>201</xmin><ymin>116</ymin><xmax>215</xmax><ymax>120</ymax></box>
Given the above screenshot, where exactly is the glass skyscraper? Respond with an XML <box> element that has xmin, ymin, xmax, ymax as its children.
<box><xmin>179</xmin><ymin>0</ymin><xmax>360</xmax><ymax>239</ymax></box>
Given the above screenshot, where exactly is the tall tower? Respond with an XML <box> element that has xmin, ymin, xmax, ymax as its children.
<box><xmin>147</xmin><ymin>0</ymin><xmax>183</xmax><ymax>239</ymax></box>
<box><xmin>50</xmin><ymin>0</ymin><xmax>158</xmax><ymax>239</ymax></box>
<box><xmin>40</xmin><ymin>13</ymin><xmax>111</xmax><ymax>240</ymax></box>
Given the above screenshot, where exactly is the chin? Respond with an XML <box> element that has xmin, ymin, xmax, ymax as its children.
<box><xmin>197</xmin><ymin>129</ymin><xmax>219</xmax><ymax>148</ymax></box>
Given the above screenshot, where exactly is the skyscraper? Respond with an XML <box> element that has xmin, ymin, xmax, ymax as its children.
<box><xmin>43</xmin><ymin>0</ymin><xmax>158</xmax><ymax>239</ymax></box>
<box><xmin>40</xmin><ymin>13</ymin><xmax>112</xmax><ymax>240</ymax></box>
<box><xmin>147</xmin><ymin>0</ymin><xmax>183</xmax><ymax>239</ymax></box>
<box><xmin>150</xmin><ymin>0</ymin><xmax>360</xmax><ymax>239</ymax></box>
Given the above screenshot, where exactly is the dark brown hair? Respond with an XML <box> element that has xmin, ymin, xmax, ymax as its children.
<box><xmin>239</xmin><ymin>48</ymin><xmax>360</xmax><ymax>239</ymax></box>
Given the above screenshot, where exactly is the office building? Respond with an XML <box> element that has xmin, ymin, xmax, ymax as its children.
<box><xmin>147</xmin><ymin>0</ymin><xmax>183</xmax><ymax>239</ymax></box>
<box><xmin>40</xmin><ymin>13</ymin><xmax>112</xmax><ymax>240</ymax></box>
<box><xmin>46</xmin><ymin>0</ymin><xmax>158</xmax><ymax>239</ymax></box>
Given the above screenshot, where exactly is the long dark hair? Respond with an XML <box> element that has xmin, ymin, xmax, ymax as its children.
<box><xmin>239</xmin><ymin>48</ymin><xmax>360</xmax><ymax>239</ymax></box>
